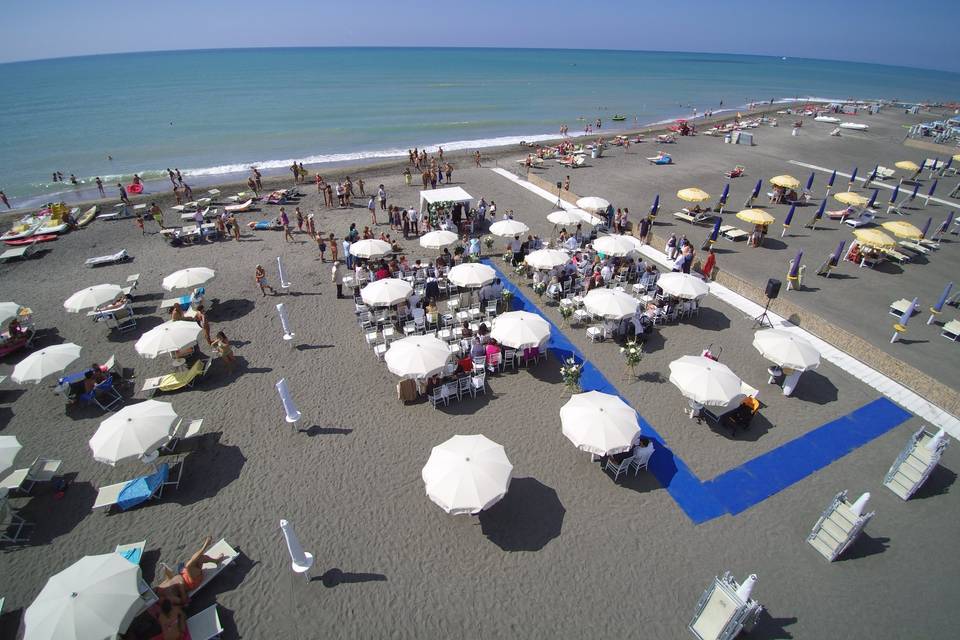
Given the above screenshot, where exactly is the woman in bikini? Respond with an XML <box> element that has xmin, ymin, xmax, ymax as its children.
<box><xmin>156</xmin><ymin>536</ymin><xmax>225</xmax><ymax>597</ymax></box>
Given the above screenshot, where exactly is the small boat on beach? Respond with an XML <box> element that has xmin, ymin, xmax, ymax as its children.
<box><xmin>1</xmin><ymin>219</ymin><xmax>42</xmax><ymax>243</ymax></box>
<box><xmin>839</xmin><ymin>122</ymin><xmax>869</xmax><ymax>131</ymax></box>
<box><xmin>815</xmin><ymin>116</ymin><xmax>841</xmax><ymax>124</ymax></box>
<box><xmin>5</xmin><ymin>233</ymin><xmax>57</xmax><ymax>246</ymax></box>
<box><xmin>611</xmin><ymin>114</ymin><xmax>626</xmax><ymax>121</ymax></box>
<box><xmin>76</xmin><ymin>205</ymin><xmax>99</xmax><ymax>227</ymax></box>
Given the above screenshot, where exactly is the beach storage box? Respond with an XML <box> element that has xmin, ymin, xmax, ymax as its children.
<box><xmin>732</xmin><ymin>132</ymin><xmax>754</xmax><ymax>146</ymax></box>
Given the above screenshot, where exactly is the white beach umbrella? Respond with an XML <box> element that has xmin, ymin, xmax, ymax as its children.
<box><xmin>421</xmin><ymin>434</ymin><xmax>513</xmax><ymax>515</ymax></box>
<box><xmin>524</xmin><ymin>249</ymin><xmax>570</xmax><ymax>270</ymax></box>
<box><xmin>489</xmin><ymin>219</ymin><xmax>530</xmax><ymax>238</ymax></box>
<box><xmin>11</xmin><ymin>343</ymin><xmax>82</xmax><ymax>384</ymax></box>
<box><xmin>668</xmin><ymin>355</ymin><xmax>744</xmax><ymax>407</ymax></box>
<box><xmin>419</xmin><ymin>230</ymin><xmax>459</xmax><ymax>250</ymax></box>
<box><xmin>349</xmin><ymin>239</ymin><xmax>392</xmax><ymax>259</ymax></box>
<box><xmin>63</xmin><ymin>284</ymin><xmax>122</xmax><ymax>313</ymax></box>
<box><xmin>89</xmin><ymin>400</ymin><xmax>178</xmax><ymax>465</ymax></box>
<box><xmin>448</xmin><ymin>263</ymin><xmax>496</xmax><ymax>288</ymax></box>
<box><xmin>560</xmin><ymin>391</ymin><xmax>640</xmax><ymax>455</ymax></box>
<box><xmin>583</xmin><ymin>289</ymin><xmax>639</xmax><ymax>320</ymax></box>
<box><xmin>753</xmin><ymin>329</ymin><xmax>821</xmax><ymax>371</ymax></box>
<box><xmin>490</xmin><ymin>311</ymin><xmax>551</xmax><ymax>349</ymax></box>
<box><xmin>134</xmin><ymin>321</ymin><xmax>201</xmax><ymax>358</ymax></box>
<box><xmin>0</xmin><ymin>435</ymin><xmax>22</xmax><ymax>478</ymax></box>
<box><xmin>24</xmin><ymin>553</ymin><xmax>142</xmax><ymax>640</ymax></box>
<box><xmin>547</xmin><ymin>210</ymin><xmax>583</xmax><ymax>226</ymax></box>
<box><xmin>570</xmin><ymin>208</ymin><xmax>604</xmax><ymax>226</ymax></box>
<box><xmin>0</xmin><ymin>301</ymin><xmax>25</xmax><ymax>325</ymax></box>
<box><xmin>656</xmin><ymin>272</ymin><xmax>710</xmax><ymax>300</ymax></box>
<box><xmin>161</xmin><ymin>267</ymin><xmax>215</xmax><ymax>292</ymax></box>
<box><xmin>576</xmin><ymin>196</ymin><xmax>611</xmax><ymax>213</ymax></box>
<box><xmin>592</xmin><ymin>234</ymin><xmax>638</xmax><ymax>257</ymax></box>
<box><xmin>360</xmin><ymin>278</ymin><xmax>413</xmax><ymax>307</ymax></box>
<box><xmin>384</xmin><ymin>336</ymin><xmax>451</xmax><ymax>379</ymax></box>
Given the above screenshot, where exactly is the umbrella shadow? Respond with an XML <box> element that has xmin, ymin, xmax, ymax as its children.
<box><xmin>213</xmin><ymin>298</ymin><xmax>256</xmax><ymax>321</ymax></box>
<box><xmin>11</xmin><ymin>474</ymin><xmax>96</xmax><ymax>546</ymax></box>
<box><xmin>525</xmin><ymin>357</ymin><xmax>563</xmax><ymax>385</ymax></box>
<box><xmin>688</xmin><ymin>307</ymin><xmax>731</xmax><ymax>331</ymax></box>
<box><xmin>705</xmin><ymin>412</ymin><xmax>774</xmax><ymax>442</ymax></box>
<box><xmin>167</xmin><ymin>440</ymin><xmax>246</xmax><ymax>507</ymax></box>
<box><xmin>107</xmin><ymin>316</ymin><xmax>163</xmax><ymax>342</ymax></box>
<box><xmin>478</xmin><ymin>477</ymin><xmax>565</xmax><ymax>552</ymax></box>
<box><xmin>0</xmin><ymin>388</ymin><xmax>27</xmax><ymax>405</ymax></box>
<box><xmin>18</xmin><ymin>327</ymin><xmax>64</xmax><ymax>351</ymax></box>
<box><xmin>0</xmin><ymin>406</ymin><xmax>12</xmax><ymax>430</ymax></box>
<box><xmin>312</xmin><ymin>567</ymin><xmax>388</xmax><ymax>587</ymax></box>
<box><xmin>760</xmin><ymin>238</ymin><xmax>789</xmax><ymax>251</ymax></box>
<box><xmin>0</xmin><ymin>606</ymin><xmax>22</xmax><ymax>640</ymax></box>
<box><xmin>295</xmin><ymin>343</ymin><xmax>335</xmax><ymax>351</ymax></box>
<box><xmin>789</xmin><ymin>370</ymin><xmax>839</xmax><ymax>404</ymax></box>
<box><xmin>873</xmin><ymin>261</ymin><xmax>904</xmax><ymax>275</ymax></box>
<box><xmin>232</xmin><ymin>356</ymin><xmax>272</xmax><ymax>376</ymax></box>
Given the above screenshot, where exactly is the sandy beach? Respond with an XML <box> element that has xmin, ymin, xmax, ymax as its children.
<box><xmin>1</xmin><ymin>104</ymin><xmax>959</xmax><ymax>640</ymax></box>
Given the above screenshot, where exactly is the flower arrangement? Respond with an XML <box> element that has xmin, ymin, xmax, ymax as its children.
<box><xmin>559</xmin><ymin>356</ymin><xmax>582</xmax><ymax>392</ymax></box>
<box><xmin>532</xmin><ymin>281</ymin><xmax>546</xmax><ymax>297</ymax></box>
<box><xmin>514</xmin><ymin>263</ymin><xmax>527</xmax><ymax>277</ymax></box>
<box><xmin>559</xmin><ymin>304</ymin><xmax>573</xmax><ymax>323</ymax></box>
<box><xmin>484</xmin><ymin>235</ymin><xmax>495</xmax><ymax>250</ymax></box>
<box><xmin>620</xmin><ymin>339</ymin><xmax>643</xmax><ymax>376</ymax></box>
<box><xmin>501</xmin><ymin>290</ymin><xmax>514</xmax><ymax>309</ymax></box>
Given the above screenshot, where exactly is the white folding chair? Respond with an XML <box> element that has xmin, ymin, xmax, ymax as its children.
<box><xmin>458</xmin><ymin>376</ymin><xmax>473</xmax><ymax>399</ymax></box>
<box><xmin>471</xmin><ymin>372</ymin><xmax>486</xmax><ymax>396</ymax></box>
<box><xmin>605</xmin><ymin>455</ymin><xmax>635</xmax><ymax>482</ymax></box>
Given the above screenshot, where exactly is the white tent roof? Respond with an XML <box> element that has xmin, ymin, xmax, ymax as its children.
<box><xmin>419</xmin><ymin>187</ymin><xmax>474</xmax><ymax>212</ymax></box>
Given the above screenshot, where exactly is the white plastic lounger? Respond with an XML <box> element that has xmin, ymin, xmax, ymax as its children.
<box><xmin>875</xmin><ymin>166</ymin><xmax>896</xmax><ymax>179</ymax></box>
<box><xmin>188</xmin><ymin>604</ymin><xmax>224</xmax><ymax>640</ymax></box>
<box><xmin>719</xmin><ymin>225</ymin><xmax>748</xmax><ymax>241</ymax></box>
<box><xmin>807</xmin><ymin>490</ymin><xmax>874</xmax><ymax>561</ymax></box>
<box><xmin>942</xmin><ymin>319</ymin><xmax>960</xmax><ymax>341</ymax></box>
<box><xmin>889</xmin><ymin>299</ymin><xmax>914</xmax><ymax>317</ymax></box>
<box><xmin>92</xmin><ymin>457</ymin><xmax>186</xmax><ymax>511</ymax></box>
<box><xmin>0</xmin><ymin>242</ymin><xmax>38</xmax><ymax>262</ymax></box>
<box><xmin>85</xmin><ymin>249</ymin><xmax>131</xmax><ymax>267</ymax></box>
<box><xmin>189</xmin><ymin>539</ymin><xmax>240</xmax><ymax>596</ymax></box>
<box><xmin>0</xmin><ymin>457</ymin><xmax>62</xmax><ymax>494</ymax></box>
<box><xmin>689</xmin><ymin>572</ymin><xmax>763</xmax><ymax>640</ymax></box>
<box><xmin>115</xmin><ymin>540</ymin><xmax>147</xmax><ymax>565</ymax></box>
<box><xmin>884</xmin><ymin>428</ymin><xmax>949</xmax><ymax>500</ymax></box>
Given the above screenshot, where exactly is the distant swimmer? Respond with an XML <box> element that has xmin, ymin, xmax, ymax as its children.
<box><xmin>52</xmin><ymin>172</ymin><xmax>58</xmax><ymax>183</ymax></box>
<box><xmin>107</xmin><ymin>155</ymin><xmax>113</xmax><ymax>161</ymax></box>
<box><xmin>70</xmin><ymin>174</ymin><xmax>78</xmax><ymax>185</ymax></box>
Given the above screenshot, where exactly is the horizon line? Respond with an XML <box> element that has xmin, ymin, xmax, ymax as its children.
<box><xmin>2</xmin><ymin>45</ymin><xmax>958</xmax><ymax>78</ymax></box>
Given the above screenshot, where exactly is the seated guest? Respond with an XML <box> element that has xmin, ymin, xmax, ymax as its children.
<box><xmin>484</xmin><ymin>338</ymin><xmax>501</xmax><ymax>362</ymax></box>
<box><xmin>461</xmin><ymin>321</ymin><xmax>473</xmax><ymax>339</ymax></box>
<box><xmin>469</xmin><ymin>337</ymin><xmax>486</xmax><ymax>360</ymax></box>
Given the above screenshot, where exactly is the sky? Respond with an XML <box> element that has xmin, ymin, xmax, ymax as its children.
<box><xmin>2</xmin><ymin>0</ymin><xmax>957</xmax><ymax>73</ymax></box>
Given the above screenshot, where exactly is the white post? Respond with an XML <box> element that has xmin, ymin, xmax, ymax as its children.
<box><xmin>276</xmin><ymin>378</ymin><xmax>302</xmax><ymax>424</ymax></box>
<box><xmin>735</xmin><ymin>574</ymin><xmax>757</xmax><ymax>602</ymax></box>
<box><xmin>926</xmin><ymin>429</ymin><xmax>947</xmax><ymax>452</ymax></box>
<box><xmin>277</xmin><ymin>256</ymin><xmax>291</xmax><ymax>290</ymax></box>
<box><xmin>276</xmin><ymin>303</ymin><xmax>295</xmax><ymax>343</ymax></box>
<box><xmin>280</xmin><ymin>519</ymin><xmax>314</xmax><ymax>580</ymax></box>
<box><xmin>849</xmin><ymin>492</ymin><xmax>870</xmax><ymax>517</ymax></box>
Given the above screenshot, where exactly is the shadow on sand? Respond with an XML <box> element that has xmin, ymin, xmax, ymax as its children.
<box><xmin>313</xmin><ymin>568</ymin><xmax>388</xmax><ymax>587</ymax></box>
<box><xmin>479</xmin><ymin>477</ymin><xmax>564</xmax><ymax>551</ymax></box>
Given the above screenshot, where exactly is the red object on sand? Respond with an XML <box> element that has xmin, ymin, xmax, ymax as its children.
<box><xmin>127</xmin><ymin>183</ymin><xmax>143</xmax><ymax>194</ymax></box>
<box><xmin>4</xmin><ymin>234</ymin><xmax>57</xmax><ymax>246</ymax></box>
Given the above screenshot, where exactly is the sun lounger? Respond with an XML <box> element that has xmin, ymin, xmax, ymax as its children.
<box><xmin>807</xmin><ymin>490</ymin><xmax>874</xmax><ymax>561</ymax></box>
<box><xmin>141</xmin><ymin>360</ymin><xmax>210</xmax><ymax>397</ymax></box>
<box><xmin>188</xmin><ymin>604</ymin><xmax>225</xmax><ymax>640</ymax></box>
<box><xmin>898</xmin><ymin>240</ymin><xmax>929</xmax><ymax>255</ymax></box>
<box><xmin>181</xmin><ymin>206</ymin><xmax>214</xmax><ymax>221</ymax></box>
<box><xmin>826</xmin><ymin>207</ymin><xmax>857</xmax><ymax>221</ymax></box>
<box><xmin>843</xmin><ymin>211</ymin><xmax>876</xmax><ymax>228</ymax></box>
<box><xmin>92</xmin><ymin>458</ymin><xmax>185</xmax><ymax>512</ymax></box>
<box><xmin>162</xmin><ymin>417</ymin><xmax>206</xmax><ymax>452</ymax></box>
<box><xmin>224</xmin><ymin>199</ymin><xmax>253</xmax><ymax>213</ymax></box>
<box><xmin>115</xmin><ymin>540</ymin><xmax>146</xmax><ymax>565</ymax></box>
<box><xmin>719</xmin><ymin>225</ymin><xmax>748</xmax><ymax>241</ymax></box>
<box><xmin>941</xmin><ymin>319</ymin><xmax>960</xmax><ymax>341</ymax></box>
<box><xmin>689</xmin><ymin>572</ymin><xmax>763</xmax><ymax>640</ymax></box>
<box><xmin>879</xmin><ymin>247</ymin><xmax>911</xmax><ymax>264</ymax></box>
<box><xmin>0</xmin><ymin>500</ymin><xmax>32</xmax><ymax>544</ymax></box>
<box><xmin>884</xmin><ymin>428</ymin><xmax>949</xmax><ymax>500</ymax></box>
<box><xmin>875</xmin><ymin>166</ymin><xmax>896</xmax><ymax>179</ymax></box>
<box><xmin>157</xmin><ymin>538</ymin><xmax>240</xmax><ymax>597</ymax></box>
<box><xmin>0</xmin><ymin>457</ymin><xmax>63</xmax><ymax>494</ymax></box>
<box><xmin>0</xmin><ymin>241</ymin><xmax>39</xmax><ymax>262</ymax></box>
<box><xmin>889</xmin><ymin>298</ymin><xmax>917</xmax><ymax>317</ymax></box>
<box><xmin>85</xmin><ymin>249</ymin><xmax>131</xmax><ymax>267</ymax></box>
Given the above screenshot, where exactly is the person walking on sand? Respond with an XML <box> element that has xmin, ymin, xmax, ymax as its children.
<box><xmin>279</xmin><ymin>207</ymin><xmax>293</xmax><ymax>242</ymax></box>
<box><xmin>316</xmin><ymin>231</ymin><xmax>327</xmax><ymax>261</ymax></box>
<box><xmin>255</xmin><ymin>264</ymin><xmax>275</xmax><ymax>296</ymax></box>
<box><xmin>252</xmin><ymin>167</ymin><xmax>262</xmax><ymax>191</ymax></box>
<box><xmin>95</xmin><ymin>177</ymin><xmax>105</xmax><ymax>197</ymax></box>
<box><xmin>0</xmin><ymin>190</ymin><xmax>10</xmax><ymax>209</ymax></box>
<box><xmin>247</xmin><ymin>176</ymin><xmax>258</xmax><ymax>196</ymax></box>
<box><xmin>290</xmin><ymin>162</ymin><xmax>299</xmax><ymax>184</ymax></box>
<box><xmin>149</xmin><ymin>202</ymin><xmax>164</xmax><ymax>229</ymax></box>
<box><xmin>403</xmin><ymin>167</ymin><xmax>412</xmax><ymax>186</ymax></box>
<box><xmin>357</xmin><ymin>177</ymin><xmax>365</xmax><ymax>197</ymax></box>
<box><xmin>563</xmin><ymin>175</ymin><xmax>570</xmax><ymax>191</ymax></box>
<box><xmin>175</xmin><ymin>168</ymin><xmax>184</xmax><ymax>186</ymax></box>
<box><xmin>229</xmin><ymin>212</ymin><xmax>240</xmax><ymax>240</ymax></box>
<box><xmin>331</xmin><ymin>261</ymin><xmax>345</xmax><ymax>298</ymax></box>
<box><xmin>295</xmin><ymin>207</ymin><xmax>304</xmax><ymax>232</ymax></box>
<box><xmin>329</xmin><ymin>233</ymin><xmax>338</xmax><ymax>262</ymax></box>
<box><xmin>117</xmin><ymin>183</ymin><xmax>129</xmax><ymax>204</ymax></box>
<box><xmin>212</xmin><ymin>331</ymin><xmax>236</xmax><ymax>373</ymax></box>
<box><xmin>194</xmin><ymin>304</ymin><xmax>212</xmax><ymax>344</ymax></box>
<box><xmin>368</xmin><ymin>195</ymin><xmax>378</xmax><ymax>225</ymax></box>
<box><xmin>167</xmin><ymin>168</ymin><xmax>176</xmax><ymax>186</ymax></box>
<box><xmin>183</xmin><ymin>182</ymin><xmax>193</xmax><ymax>201</ymax></box>
<box><xmin>135</xmin><ymin>214</ymin><xmax>145</xmax><ymax>235</ymax></box>
<box><xmin>445</xmin><ymin>162</ymin><xmax>453</xmax><ymax>184</ymax></box>
<box><xmin>474</xmin><ymin>150</ymin><xmax>482</xmax><ymax>167</ymax></box>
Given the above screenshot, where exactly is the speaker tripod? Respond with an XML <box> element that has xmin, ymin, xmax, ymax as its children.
<box><xmin>752</xmin><ymin>298</ymin><xmax>774</xmax><ymax>329</ymax></box>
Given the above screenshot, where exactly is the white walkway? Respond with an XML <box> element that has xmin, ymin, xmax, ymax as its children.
<box><xmin>489</xmin><ymin>167</ymin><xmax>960</xmax><ymax>439</ymax></box>
<box><xmin>788</xmin><ymin>160</ymin><xmax>959</xmax><ymax>209</ymax></box>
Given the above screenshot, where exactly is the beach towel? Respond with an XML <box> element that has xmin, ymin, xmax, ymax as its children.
<box><xmin>117</xmin><ymin>463</ymin><xmax>169</xmax><ymax>511</ymax></box>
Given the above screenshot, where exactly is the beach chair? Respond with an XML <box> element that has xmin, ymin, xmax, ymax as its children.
<box><xmin>604</xmin><ymin>455</ymin><xmax>634</xmax><ymax>482</ymax></box>
<box><xmin>941</xmin><ymin>319</ymin><xmax>960</xmax><ymax>341</ymax></box>
<box><xmin>898</xmin><ymin>240</ymin><xmax>929</xmax><ymax>256</ymax></box>
<box><xmin>0</xmin><ymin>456</ymin><xmax>63</xmax><ymax>494</ymax></box>
<box><xmin>884</xmin><ymin>428</ymin><xmax>949</xmax><ymax>500</ymax></box>
<box><xmin>171</xmin><ymin>538</ymin><xmax>240</xmax><ymax>597</ymax></box>
<box><xmin>0</xmin><ymin>241</ymin><xmax>40</xmax><ymax>262</ymax></box>
<box><xmin>719</xmin><ymin>225</ymin><xmax>749</xmax><ymax>242</ymax></box>
<box><xmin>879</xmin><ymin>247</ymin><xmax>911</xmax><ymax>264</ymax></box>
<box><xmin>162</xmin><ymin>417</ymin><xmax>206</xmax><ymax>452</ymax></box>
<box><xmin>188</xmin><ymin>604</ymin><xmax>225</xmax><ymax>640</ymax></box>
<box><xmin>875</xmin><ymin>166</ymin><xmax>896</xmax><ymax>180</ymax></box>
<box><xmin>140</xmin><ymin>359</ymin><xmax>210</xmax><ymax>397</ymax></box>
<box><xmin>888</xmin><ymin>298</ymin><xmax>915</xmax><ymax>318</ymax></box>
<box><xmin>0</xmin><ymin>500</ymin><xmax>32</xmax><ymax>544</ymax></box>
<box><xmin>85</xmin><ymin>249</ymin><xmax>131</xmax><ymax>267</ymax></box>
<box><xmin>93</xmin><ymin>458</ymin><xmax>185</xmax><ymax>512</ymax></box>
<box><xmin>689</xmin><ymin>572</ymin><xmax>764</xmax><ymax>640</ymax></box>
<box><xmin>826</xmin><ymin>206</ymin><xmax>857</xmax><ymax>221</ymax></box>
<box><xmin>807</xmin><ymin>490</ymin><xmax>875</xmax><ymax>562</ymax></box>
<box><xmin>77</xmin><ymin>375</ymin><xmax>124</xmax><ymax>411</ymax></box>
<box><xmin>115</xmin><ymin>540</ymin><xmax>146</xmax><ymax>565</ymax></box>
<box><xmin>843</xmin><ymin>211</ymin><xmax>876</xmax><ymax>228</ymax></box>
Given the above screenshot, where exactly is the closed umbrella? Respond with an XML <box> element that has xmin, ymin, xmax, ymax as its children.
<box><xmin>650</xmin><ymin>194</ymin><xmax>660</xmax><ymax>216</ymax></box>
<box><xmin>677</xmin><ymin>187</ymin><xmax>710</xmax><ymax>203</ymax></box>
<box><xmin>656</xmin><ymin>272</ymin><xmax>710</xmax><ymax>299</ymax></box>
<box><xmin>63</xmin><ymin>284</ymin><xmax>122</xmax><ymax>313</ymax></box>
<box><xmin>0</xmin><ymin>301</ymin><xmax>25</xmax><ymax>325</ymax></box>
<box><xmin>853</xmin><ymin>228</ymin><xmax>896</xmax><ymax>249</ymax></box>
<box><xmin>24</xmin><ymin>553</ymin><xmax>142</xmax><ymax>640</ymax></box>
<box><xmin>161</xmin><ymin>267</ymin><xmax>215</xmax><ymax>292</ymax></box>
<box><xmin>134</xmin><ymin>321</ymin><xmax>201</xmax><ymax>358</ymax></box>
<box><xmin>881</xmin><ymin>220</ymin><xmax>923</xmax><ymax>240</ymax></box>
<box><xmin>889</xmin><ymin>183</ymin><xmax>900</xmax><ymax>204</ymax></box>
<box><xmin>419</xmin><ymin>230</ymin><xmax>458</xmax><ymax>250</ymax></box>
<box><xmin>489</xmin><ymin>219</ymin><xmax>529</xmax><ymax>237</ymax></box>
<box><xmin>834</xmin><ymin>192</ymin><xmax>868</xmax><ymax>207</ymax></box>
<box><xmin>490</xmin><ymin>311</ymin><xmax>551</xmax><ymax>349</ymax></box>
<box><xmin>360</xmin><ymin>278</ymin><xmax>412</xmax><ymax>307</ymax></box>
<box><xmin>384</xmin><ymin>336</ymin><xmax>450</xmax><ymax>379</ymax></box>
<box><xmin>919</xmin><ymin>217</ymin><xmax>932</xmax><ymax>239</ymax></box>
<box><xmin>781</xmin><ymin>204</ymin><xmax>796</xmax><ymax>237</ymax></box>
<box><xmin>668</xmin><ymin>355</ymin><xmax>744</xmax><ymax>407</ymax></box>
<box><xmin>805</xmin><ymin>172</ymin><xmax>815</xmax><ymax>190</ymax></box>
<box><xmin>547</xmin><ymin>210</ymin><xmax>583</xmax><ymax>226</ymax></box>
<box><xmin>524</xmin><ymin>249</ymin><xmax>570</xmax><ymax>270</ymax></box>
<box><xmin>12</xmin><ymin>343</ymin><xmax>81</xmax><ymax>384</ymax></box>
<box><xmin>593</xmin><ymin>234</ymin><xmax>638</xmax><ymax>256</ymax></box>
<box><xmin>736</xmin><ymin>208</ymin><xmax>775</xmax><ymax>225</ymax></box>
<box><xmin>866</xmin><ymin>189</ymin><xmax>879</xmax><ymax>209</ymax></box>
<box><xmin>560</xmin><ymin>391</ymin><xmax>639</xmax><ymax>456</ymax></box>
<box><xmin>752</xmin><ymin>329</ymin><xmax>821</xmax><ymax>371</ymax></box>
<box><xmin>770</xmin><ymin>175</ymin><xmax>801</xmax><ymax>189</ymax></box>
<box><xmin>349</xmin><ymin>239</ymin><xmax>392</xmax><ymax>259</ymax></box>
<box><xmin>89</xmin><ymin>400</ymin><xmax>178</xmax><ymax>465</ymax></box>
<box><xmin>583</xmin><ymin>289</ymin><xmax>639</xmax><ymax>319</ymax></box>
<box><xmin>576</xmin><ymin>196</ymin><xmax>611</xmax><ymax>213</ymax></box>
<box><xmin>448</xmin><ymin>263</ymin><xmax>496</xmax><ymax>288</ymax></box>
<box><xmin>421</xmin><ymin>434</ymin><xmax>513</xmax><ymax>515</ymax></box>
<box><xmin>0</xmin><ymin>435</ymin><xmax>22</xmax><ymax>478</ymax></box>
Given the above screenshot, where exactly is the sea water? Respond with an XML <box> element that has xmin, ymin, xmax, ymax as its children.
<box><xmin>0</xmin><ymin>47</ymin><xmax>957</xmax><ymax>207</ymax></box>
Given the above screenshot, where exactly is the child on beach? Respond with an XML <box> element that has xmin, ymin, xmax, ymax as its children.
<box><xmin>329</xmin><ymin>233</ymin><xmax>338</xmax><ymax>262</ymax></box>
<box><xmin>316</xmin><ymin>231</ymin><xmax>327</xmax><ymax>261</ymax></box>
<box><xmin>357</xmin><ymin>177</ymin><xmax>365</xmax><ymax>196</ymax></box>
<box><xmin>135</xmin><ymin>214</ymin><xmax>145</xmax><ymax>235</ymax></box>
<box><xmin>228</xmin><ymin>213</ymin><xmax>240</xmax><ymax>240</ymax></box>
<box><xmin>255</xmin><ymin>265</ymin><xmax>275</xmax><ymax>296</ymax></box>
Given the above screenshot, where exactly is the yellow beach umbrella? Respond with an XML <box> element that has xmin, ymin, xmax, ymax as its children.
<box><xmin>894</xmin><ymin>161</ymin><xmax>920</xmax><ymax>172</ymax></box>
<box><xmin>834</xmin><ymin>192</ymin><xmax>868</xmax><ymax>207</ymax></box>
<box><xmin>881</xmin><ymin>220</ymin><xmax>923</xmax><ymax>240</ymax></box>
<box><xmin>954</xmin><ymin>154</ymin><xmax>960</xmax><ymax>162</ymax></box>
<box><xmin>770</xmin><ymin>175</ymin><xmax>801</xmax><ymax>189</ymax></box>
<box><xmin>736</xmin><ymin>208</ymin><xmax>775</xmax><ymax>225</ymax></box>
<box><xmin>677</xmin><ymin>187</ymin><xmax>710</xmax><ymax>203</ymax></box>
<box><xmin>853</xmin><ymin>228</ymin><xmax>895</xmax><ymax>249</ymax></box>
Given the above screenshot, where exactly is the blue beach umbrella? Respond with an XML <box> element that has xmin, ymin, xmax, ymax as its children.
<box><xmin>650</xmin><ymin>194</ymin><xmax>660</xmax><ymax>216</ymax></box>
<box><xmin>827</xmin><ymin>170</ymin><xmax>837</xmax><ymax>187</ymax></box>
<box><xmin>928</xmin><ymin>179</ymin><xmax>938</xmax><ymax>197</ymax></box>
<box><xmin>933</xmin><ymin>283</ymin><xmax>954</xmax><ymax>313</ymax></box>
<box><xmin>806</xmin><ymin>172</ymin><xmax>815</xmax><ymax>191</ymax></box>
<box><xmin>889</xmin><ymin>184</ymin><xmax>900</xmax><ymax>203</ymax></box>
<box><xmin>918</xmin><ymin>159</ymin><xmax>926</xmax><ymax>171</ymax></box>
<box><xmin>866</xmin><ymin>166</ymin><xmax>878</xmax><ymax>183</ymax></box>
<box><xmin>908</xmin><ymin>182</ymin><xmax>920</xmax><ymax>201</ymax></box>
<box><xmin>830</xmin><ymin>240</ymin><xmax>846</xmax><ymax>265</ymax></box>
<box><xmin>788</xmin><ymin>250</ymin><xmax>803</xmax><ymax>280</ymax></box>
<box><xmin>783</xmin><ymin>204</ymin><xmax>796</xmax><ymax>227</ymax></box>
<box><xmin>920</xmin><ymin>217</ymin><xmax>932</xmax><ymax>239</ymax></box>
<box><xmin>866</xmin><ymin>189</ymin><xmax>879</xmax><ymax>209</ymax></box>
<box><xmin>751</xmin><ymin>179</ymin><xmax>762</xmax><ymax>198</ymax></box>
<box><xmin>944</xmin><ymin>157</ymin><xmax>953</xmax><ymax>172</ymax></box>
<box><xmin>898</xmin><ymin>298</ymin><xmax>917</xmax><ymax>326</ymax></box>
<box><xmin>848</xmin><ymin>167</ymin><xmax>858</xmax><ymax>185</ymax></box>
<box><xmin>719</xmin><ymin>183</ymin><xmax>730</xmax><ymax>204</ymax></box>
<box><xmin>938</xmin><ymin>211</ymin><xmax>954</xmax><ymax>234</ymax></box>
<box><xmin>814</xmin><ymin>199</ymin><xmax>825</xmax><ymax>220</ymax></box>
<box><xmin>709</xmin><ymin>217</ymin><xmax>721</xmax><ymax>243</ymax></box>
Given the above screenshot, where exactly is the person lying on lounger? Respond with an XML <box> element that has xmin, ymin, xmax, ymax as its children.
<box><xmin>155</xmin><ymin>536</ymin><xmax>226</xmax><ymax>603</ymax></box>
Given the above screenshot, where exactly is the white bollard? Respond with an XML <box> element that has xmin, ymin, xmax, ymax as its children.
<box><xmin>849</xmin><ymin>492</ymin><xmax>870</xmax><ymax>517</ymax></box>
<box><xmin>926</xmin><ymin>429</ymin><xmax>947</xmax><ymax>452</ymax></box>
<box><xmin>280</xmin><ymin>519</ymin><xmax>314</xmax><ymax>579</ymax></box>
<box><xmin>277</xmin><ymin>256</ymin><xmax>291</xmax><ymax>290</ymax></box>
<box><xmin>276</xmin><ymin>303</ymin><xmax>295</xmax><ymax>342</ymax></box>
<box><xmin>735</xmin><ymin>574</ymin><xmax>757</xmax><ymax>602</ymax></box>
<box><xmin>276</xmin><ymin>378</ymin><xmax>302</xmax><ymax>423</ymax></box>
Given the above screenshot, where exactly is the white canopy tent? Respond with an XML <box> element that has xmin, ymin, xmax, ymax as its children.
<box><xmin>419</xmin><ymin>187</ymin><xmax>474</xmax><ymax>214</ymax></box>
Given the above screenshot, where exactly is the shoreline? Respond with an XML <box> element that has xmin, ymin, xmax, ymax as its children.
<box><xmin>2</xmin><ymin>100</ymin><xmax>819</xmax><ymax>219</ymax></box>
